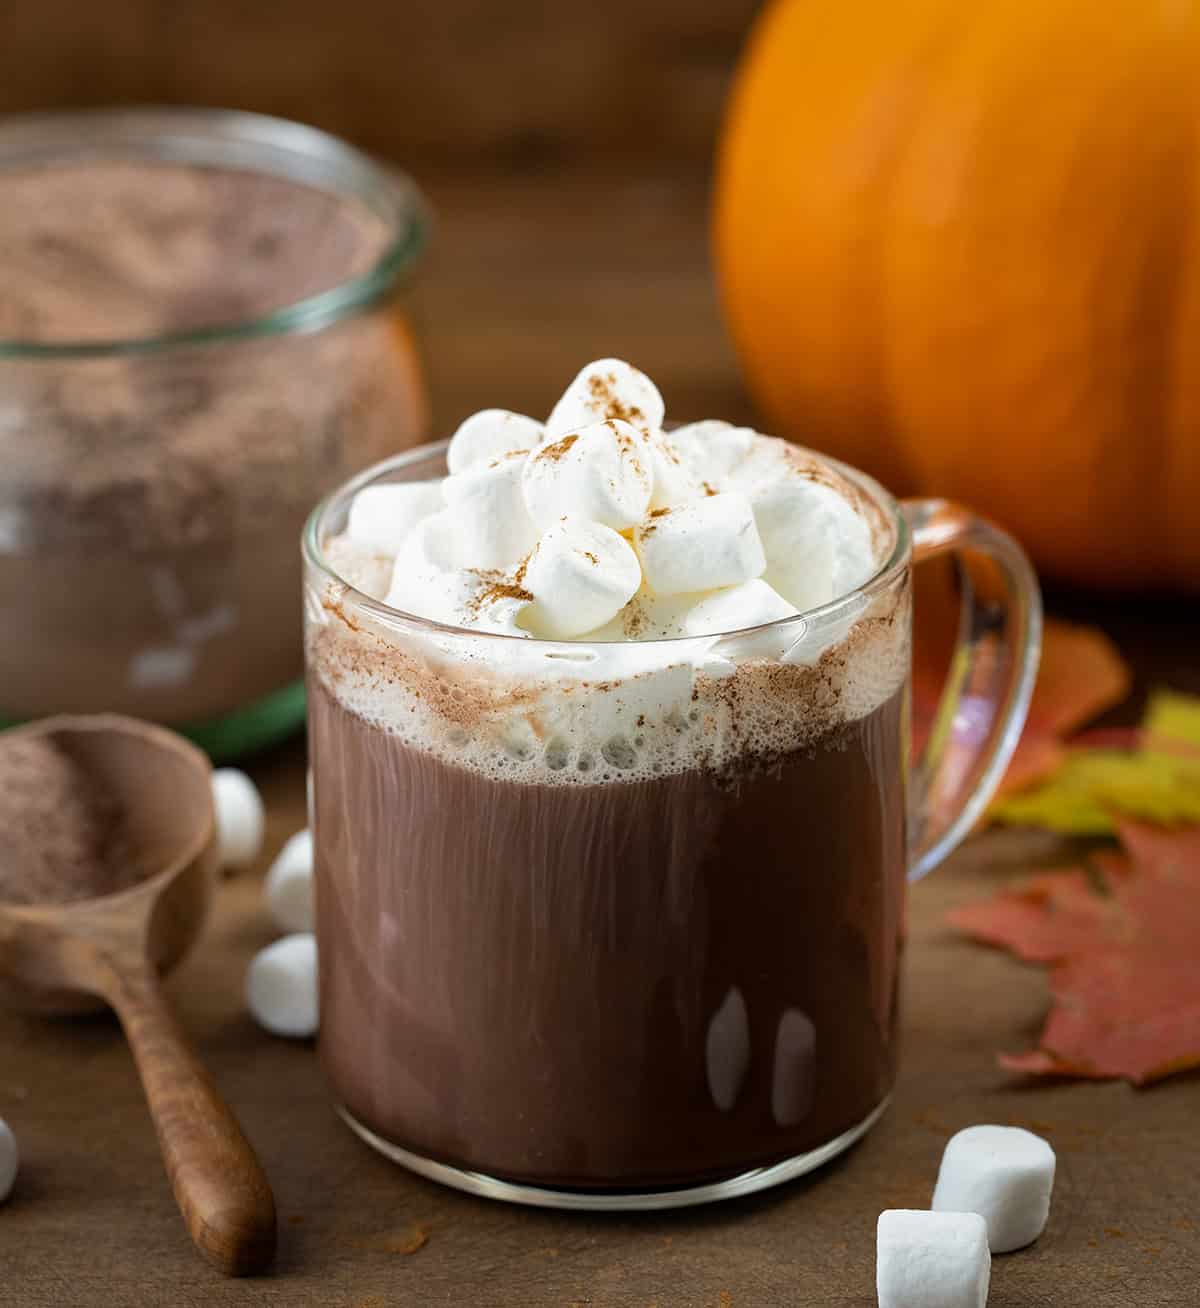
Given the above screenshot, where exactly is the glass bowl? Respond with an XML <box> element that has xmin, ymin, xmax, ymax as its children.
<box><xmin>0</xmin><ymin>107</ymin><xmax>431</xmax><ymax>758</ymax></box>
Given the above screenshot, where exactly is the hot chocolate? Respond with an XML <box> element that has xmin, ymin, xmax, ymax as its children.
<box><xmin>308</xmin><ymin>669</ymin><xmax>906</xmax><ymax>1188</ymax></box>
<box><xmin>305</xmin><ymin>359</ymin><xmax>910</xmax><ymax>1196</ymax></box>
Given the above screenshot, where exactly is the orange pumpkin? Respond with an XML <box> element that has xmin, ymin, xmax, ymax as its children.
<box><xmin>715</xmin><ymin>0</ymin><xmax>1200</xmax><ymax>590</ymax></box>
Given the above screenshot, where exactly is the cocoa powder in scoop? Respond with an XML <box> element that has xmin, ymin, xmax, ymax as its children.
<box><xmin>0</xmin><ymin>735</ymin><xmax>138</xmax><ymax>905</ymax></box>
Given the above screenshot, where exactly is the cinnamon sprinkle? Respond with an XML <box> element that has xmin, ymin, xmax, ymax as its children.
<box><xmin>638</xmin><ymin>506</ymin><xmax>671</xmax><ymax>539</ymax></box>
<box><xmin>588</xmin><ymin>371</ymin><xmax>645</xmax><ymax>427</ymax></box>
<box><xmin>478</xmin><ymin>580</ymin><xmax>533</xmax><ymax>606</ymax></box>
<box><xmin>535</xmin><ymin>434</ymin><xmax>578</xmax><ymax>463</ymax></box>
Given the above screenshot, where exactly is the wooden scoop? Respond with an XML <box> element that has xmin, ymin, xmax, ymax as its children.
<box><xmin>0</xmin><ymin>715</ymin><xmax>276</xmax><ymax>1276</ymax></box>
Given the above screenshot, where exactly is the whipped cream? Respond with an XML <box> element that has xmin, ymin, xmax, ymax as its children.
<box><xmin>332</xmin><ymin>359</ymin><xmax>883</xmax><ymax>642</ymax></box>
<box><xmin>310</xmin><ymin>359</ymin><xmax>907</xmax><ymax>784</ymax></box>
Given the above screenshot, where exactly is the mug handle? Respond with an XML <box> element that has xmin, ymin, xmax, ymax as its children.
<box><xmin>904</xmin><ymin>499</ymin><xmax>1043</xmax><ymax>881</ymax></box>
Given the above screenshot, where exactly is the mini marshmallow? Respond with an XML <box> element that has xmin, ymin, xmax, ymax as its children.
<box><xmin>545</xmin><ymin>358</ymin><xmax>665</xmax><ymax>439</ymax></box>
<box><xmin>467</xmin><ymin>584</ymin><xmax>532</xmax><ymax>637</ymax></box>
<box><xmin>635</xmin><ymin>493</ymin><xmax>766</xmax><ymax>596</ymax></box>
<box><xmin>669</xmin><ymin>420</ymin><xmax>757</xmax><ymax>487</ymax></box>
<box><xmin>383</xmin><ymin>517</ymin><xmax>453</xmax><ymax>618</ymax></box>
<box><xmin>211</xmin><ymin>769</ymin><xmax>265</xmax><ymax>869</ymax></box>
<box><xmin>389</xmin><ymin>564</ymin><xmax>527</xmax><ymax>634</ymax></box>
<box><xmin>246</xmin><ymin>933</ymin><xmax>318</xmax><ymax>1039</ymax></box>
<box><xmin>683</xmin><ymin>579</ymin><xmax>799</xmax><ymax>637</ymax></box>
<box><xmin>520</xmin><ymin>518</ymin><xmax>642</xmax><ymax>639</ymax></box>
<box><xmin>392</xmin><ymin>510</ymin><xmax>465</xmax><ymax>577</ymax></box>
<box><xmin>265</xmin><ymin>829</ymin><xmax>314</xmax><ymax>934</ymax></box>
<box><xmin>877</xmin><ymin>1210</ymin><xmax>991</xmax><ymax>1308</ymax></box>
<box><xmin>521</xmin><ymin>419</ymin><xmax>652</xmax><ymax>531</ymax></box>
<box><xmin>446</xmin><ymin>409</ymin><xmax>543</xmax><ymax>474</ymax></box>
<box><xmin>441</xmin><ymin>450</ymin><xmax>539</xmax><ymax>568</ymax></box>
<box><xmin>750</xmin><ymin>475</ymin><xmax>875</xmax><ymax>610</ymax></box>
<box><xmin>321</xmin><ymin>534</ymin><xmax>394</xmax><ymax>600</ymax></box>
<box><xmin>385</xmin><ymin>510</ymin><xmax>532</xmax><ymax>636</ymax></box>
<box><xmin>685</xmin><ymin>580</ymin><xmax>802</xmax><ymax>666</ymax></box>
<box><xmin>645</xmin><ymin>431</ymin><xmax>701</xmax><ymax>510</ymax></box>
<box><xmin>384</xmin><ymin>510</ymin><xmax>477</xmax><ymax>621</ymax></box>
<box><xmin>582</xmin><ymin>586</ymin><xmax>704</xmax><ymax>641</ymax></box>
<box><xmin>0</xmin><ymin>1117</ymin><xmax>16</xmax><ymax>1204</ymax></box>
<box><xmin>932</xmin><ymin>1125</ymin><xmax>1056</xmax><ymax>1252</ymax></box>
<box><xmin>346</xmin><ymin>481</ymin><xmax>443</xmax><ymax>555</ymax></box>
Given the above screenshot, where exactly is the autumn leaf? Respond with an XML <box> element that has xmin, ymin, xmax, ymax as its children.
<box><xmin>948</xmin><ymin>820</ymin><xmax>1200</xmax><ymax>1085</ymax></box>
<box><xmin>1145</xmin><ymin>688</ymin><xmax>1200</xmax><ymax>747</ymax></box>
<box><xmin>912</xmin><ymin>582</ymin><xmax>1130</xmax><ymax>795</ymax></box>
<box><xmin>992</xmin><ymin>690</ymin><xmax>1200</xmax><ymax>834</ymax></box>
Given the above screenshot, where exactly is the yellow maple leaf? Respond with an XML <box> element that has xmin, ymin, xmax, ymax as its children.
<box><xmin>991</xmin><ymin>688</ymin><xmax>1200</xmax><ymax>834</ymax></box>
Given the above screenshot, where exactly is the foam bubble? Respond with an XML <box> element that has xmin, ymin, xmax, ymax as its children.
<box><xmin>306</xmin><ymin>577</ymin><xmax>907</xmax><ymax>788</ymax></box>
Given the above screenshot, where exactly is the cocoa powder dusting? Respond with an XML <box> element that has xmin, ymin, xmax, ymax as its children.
<box><xmin>535</xmin><ymin>434</ymin><xmax>579</xmax><ymax>463</ymax></box>
<box><xmin>638</xmin><ymin>507</ymin><xmax>672</xmax><ymax>540</ymax></box>
<box><xmin>480</xmin><ymin>581</ymin><xmax>534</xmax><ymax>606</ymax></box>
<box><xmin>588</xmin><ymin>372</ymin><xmax>645</xmax><ymax>427</ymax></box>
<box><xmin>0</xmin><ymin>735</ymin><xmax>139</xmax><ymax>905</ymax></box>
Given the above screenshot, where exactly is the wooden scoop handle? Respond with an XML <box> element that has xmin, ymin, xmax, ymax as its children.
<box><xmin>99</xmin><ymin>956</ymin><xmax>277</xmax><ymax>1276</ymax></box>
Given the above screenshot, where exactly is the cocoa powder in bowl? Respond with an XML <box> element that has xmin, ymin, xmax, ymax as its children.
<box><xmin>0</xmin><ymin>734</ymin><xmax>141</xmax><ymax>906</ymax></box>
<box><xmin>0</xmin><ymin>116</ymin><xmax>429</xmax><ymax>742</ymax></box>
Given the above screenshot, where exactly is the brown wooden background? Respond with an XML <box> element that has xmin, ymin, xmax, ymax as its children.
<box><xmin>0</xmin><ymin>0</ymin><xmax>761</xmax><ymax>173</ymax></box>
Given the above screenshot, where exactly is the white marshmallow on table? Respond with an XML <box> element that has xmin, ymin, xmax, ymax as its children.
<box><xmin>264</xmin><ymin>829</ymin><xmax>314</xmax><ymax>934</ymax></box>
<box><xmin>521</xmin><ymin>419</ymin><xmax>652</xmax><ymax>532</ymax></box>
<box><xmin>877</xmin><ymin>1210</ymin><xmax>991</xmax><ymax>1308</ymax></box>
<box><xmin>932</xmin><ymin>1125</ymin><xmax>1056</xmax><ymax>1253</ymax></box>
<box><xmin>446</xmin><ymin>409</ymin><xmax>543</xmax><ymax>474</ymax></box>
<box><xmin>545</xmin><ymin>357</ymin><xmax>665</xmax><ymax>439</ymax></box>
<box><xmin>0</xmin><ymin>1117</ymin><xmax>17</xmax><ymax>1204</ymax></box>
<box><xmin>635</xmin><ymin>493</ymin><xmax>766</xmax><ymax>596</ymax></box>
<box><xmin>345</xmin><ymin>480</ymin><xmax>443</xmax><ymax>555</ymax></box>
<box><xmin>668</xmin><ymin>420</ymin><xmax>757</xmax><ymax>488</ymax></box>
<box><xmin>211</xmin><ymin>769</ymin><xmax>265</xmax><ymax>869</ymax></box>
<box><xmin>246</xmin><ymin>934</ymin><xmax>318</xmax><ymax>1039</ymax></box>
<box><xmin>441</xmin><ymin>449</ymin><xmax>539</xmax><ymax>569</ymax></box>
<box><xmin>520</xmin><ymin>517</ymin><xmax>642</xmax><ymax>639</ymax></box>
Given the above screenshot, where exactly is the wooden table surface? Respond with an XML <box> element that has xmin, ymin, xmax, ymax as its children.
<box><xmin>3</xmin><ymin>169</ymin><xmax>1198</xmax><ymax>1306</ymax></box>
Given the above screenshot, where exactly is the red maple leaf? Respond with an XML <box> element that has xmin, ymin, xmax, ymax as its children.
<box><xmin>948</xmin><ymin>821</ymin><xmax>1200</xmax><ymax>1084</ymax></box>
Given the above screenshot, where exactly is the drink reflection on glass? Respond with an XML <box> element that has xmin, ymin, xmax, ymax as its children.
<box><xmin>303</xmin><ymin>361</ymin><xmax>1041</xmax><ymax>1210</ymax></box>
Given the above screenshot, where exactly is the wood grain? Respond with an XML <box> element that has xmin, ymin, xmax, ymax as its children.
<box><xmin>0</xmin><ymin>0</ymin><xmax>759</xmax><ymax>167</ymax></box>
<box><xmin>97</xmin><ymin>956</ymin><xmax>277</xmax><ymax>1277</ymax></box>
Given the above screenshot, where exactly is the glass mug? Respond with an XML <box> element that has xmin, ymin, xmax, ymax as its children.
<box><xmin>303</xmin><ymin>441</ymin><xmax>1041</xmax><ymax>1210</ymax></box>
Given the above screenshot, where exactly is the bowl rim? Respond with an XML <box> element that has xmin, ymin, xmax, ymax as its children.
<box><xmin>0</xmin><ymin>106</ymin><xmax>430</xmax><ymax>359</ymax></box>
